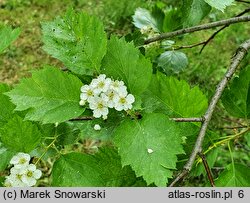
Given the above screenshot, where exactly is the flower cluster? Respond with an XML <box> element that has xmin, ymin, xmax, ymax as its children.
<box><xmin>80</xmin><ymin>74</ymin><xmax>135</xmax><ymax>119</ymax></box>
<box><xmin>4</xmin><ymin>153</ymin><xmax>42</xmax><ymax>187</ymax></box>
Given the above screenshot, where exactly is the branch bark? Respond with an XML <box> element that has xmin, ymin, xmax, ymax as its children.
<box><xmin>144</xmin><ymin>15</ymin><xmax>250</xmax><ymax>45</ymax></box>
<box><xmin>169</xmin><ymin>39</ymin><xmax>250</xmax><ymax>187</ymax></box>
<box><xmin>198</xmin><ymin>152</ymin><xmax>215</xmax><ymax>187</ymax></box>
<box><xmin>171</xmin><ymin>117</ymin><xmax>204</xmax><ymax>122</ymax></box>
<box><xmin>200</xmin><ymin>7</ymin><xmax>250</xmax><ymax>53</ymax></box>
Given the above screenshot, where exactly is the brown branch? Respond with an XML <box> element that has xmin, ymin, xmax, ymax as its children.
<box><xmin>169</xmin><ymin>39</ymin><xmax>250</xmax><ymax>187</ymax></box>
<box><xmin>171</xmin><ymin>117</ymin><xmax>204</xmax><ymax>122</ymax></box>
<box><xmin>144</xmin><ymin>15</ymin><xmax>250</xmax><ymax>45</ymax></box>
<box><xmin>219</xmin><ymin>125</ymin><xmax>248</xmax><ymax>129</ymax></box>
<box><xmin>198</xmin><ymin>152</ymin><xmax>215</xmax><ymax>187</ymax></box>
<box><xmin>69</xmin><ymin>116</ymin><xmax>94</xmax><ymax>121</ymax></box>
<box><xmin>200</xmin><ymin>7</ymin><xmax>250</xmax><ymax>53</ymax></box>
<box><xmin>173</xmin><ymin>41</ymin><xmax>207</xmax><ymax>51</ymax></box>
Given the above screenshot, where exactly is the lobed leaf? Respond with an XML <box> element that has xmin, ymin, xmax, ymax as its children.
<box><xmin>215</xmin><ymin>163</ymin><xmax>250</xmax><ymax>186</ymax></box>
<box><xmin>114</xmin><ymin>113</ymin><xmax>184</xmax><ymax>186</ymax></box>
<box><xmin>222</xmin><ymin>66</ymin><xmax>250</xmax><ymax>118</ymax></box>
<box><xmin>42</xmin><ymin>10</ymin><xmax>107</xmax><ymax>75</ymax></box>
<box><xmin>0</xmin><ymin>84</ymin><xmax>15</xmax><ymax>127</ymax></box>
<box><xmin>182</xmin><ymin>0</ymin><xmax>211</xmax><ymax>27</ymax></box>
<box><xmin>204</xmin><ymin>0</ymin><xmax>234</xmax><ymax>12</ymax></box>
<box><xmin>102</xmin><ymin>36</ymin><xmax>152</xmax><ymax>97</ymax></box>
<box><xmin>0</xmin><ymin>115</ymin><xmax>41</xmax><ymax>153</ymax></box>
<box><xmin>51</xmin><ymin>148</ymin><xmax>139</xmax><ymax>186</ymax></box>
<box><xmin>6</xmin><ymin>67</ymin><xmax>84</xmax><ymax>124</ymax></box>
<box><xmin>0</xmin><ymin>142</ymin><xmax>15</xmax><ymax>171</ymax></box>
<box><xmin>0</xmin><ymin>26</ymin><xmax>20</xmax><ymax>54</ymax></box>
<box><xmin>142</xmin><ymin>72</ymin><xmax>208</xmax><ymax>117</ymax></box>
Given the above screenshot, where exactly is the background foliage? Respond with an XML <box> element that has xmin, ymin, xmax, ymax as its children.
<box><xmin>0</xmin><ymin>0</ymin><xmax>249</xmax><ymax>187</ymax></box>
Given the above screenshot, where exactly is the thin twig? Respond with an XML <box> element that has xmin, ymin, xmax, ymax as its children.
<box><xmin>173</xmin><ymin>41</ymin><xmax>207</xmax><ymax>50</ymax></box>
<box><xmin>219</xmin><ymin>125</ymin><xmax>248</xmax><ymax>129</ymax></box>
<box><xmin>200</xmin><ymin>7</ymin><xmax>250</xmax><ymax>53</ymax></box>
<box><xmin>169</xmin><ymin>39</ymin><xmax>250</xmax><ymax>187</ymax></box>
<box><xmin>198</xmin><ymin>152</ymin><xmax>215</xmax><ymax>187</ymax></box>
<box><xmin>171</xmin><ymin>117</ymin><xmax>204</xmax><ymax>122</ymax></box>
<box><xmin>144</xmin><ymin>15</ymin><xmax>250</xmax><ymax>45</ymax></box>
<box><xmin>70</xmin><ymin>116</ymin><xmax>203</xmax><ymax>122</ymax></box>
<box><xmin>69</xmin><ymin>116</ymin><xmax>94</xmax><ymax>121</ymax></box>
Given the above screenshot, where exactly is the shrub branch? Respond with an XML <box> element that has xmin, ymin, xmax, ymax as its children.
<box><xmin>144</xmin><ymin>15</ymin><xmax>250</xmax><ymax>45</ymax></box>
<box><xmin>200</xmin><ymin>7</ymin><xmax>250</xmax><ymax>53</ymax></box>
<box><xmin>169</xmin><ymin>39</ymin><xmax>250</xmax><ymax>187</ymax></box>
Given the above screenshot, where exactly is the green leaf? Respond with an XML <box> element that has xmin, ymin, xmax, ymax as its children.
<box><xmin>52</xmin><ymin>148</ymin><xmax>138</xmax><ymax>186</ymax></box>
<box><xmin>157</xmin><ymin>51</ymin><xmax>188</xmax><ymax>73</ymax></box>
<box><xmin>163</xmin><ymin>8</ymin><xmax>182</xmax><ymax>32</ymax></box>
<box><xmin>182</xmin><ymin>0</ymin><xmax>211</xmax><ymax>27</ymax></box>
<box><xmin>204</xmin><ymin>0</ymin><xmax>234</xmax><ymax>12</ymax></box>
<box><xmin>132</xmin><ymin>7</ymin><xmax>163</xmax><ymax>32</ymax></box>
<box><xmin>94</xmin><ymin>148</ymin><xmax>140</xmax><ymax>186</ymax></box>
<box><xmin>114</xmin><ymin>113</ymin><xmax>184</xmax><ymax>186</ymax></box>
<box><xmin>215</xmin><ymin>163</ymin><xmax>250</xmax><ymax>186</ymax></box>
<box><xmin>42</xmin><ymin>10</ymin><xmax>107</xmax><ymax>75</ymax></box>
<box><xmin>0</xmin><ymin>115</ymin><xmax>41</xmax><ymax>153</ymax></box>
<box><xmin>74</xmin><ymin>110</ymin><xmax>124</xmax><ymax>141</ymax></box>
<box><xmin>142</xmin><ymin>73</ymin><xmax>208</xmax><ymax>117</ymax></box>
<box><xmin>0</xmin><ymin>26</ymin><xmax>20</xmax><ymax>54</ymax></box>
<box><xmin>56</xmin><ymin>122</ymin><xmax>80</xmax><ymax>146</ymax></box>
<box><xmin>0</xmin><ymin>142</ymin><xmax>15</xmax><ymax>171</ymax></box>
<box><xmin>222</xmin><ymin>66</ymin><xmax>250</xmax><ymax>118</ymax></box>
<box><xmin>0</xmin><ymin>84</ymin><xmax>15</xmax><ymax>127</ymax></box>
<box><xmin>6</xmin><ymin>67</ymin><xmax>84</xmax><ymax>124</ymax></box>
<box><xmin>102</xmin><ymin>36</ymin><xmax>152</xmax><ymax>96</ymax></box>
<box><xmin>245</xmin><ymin>132</ymin><xmax>250</xmax><ymax>148</ymax></box>
<box><xmin>0</xmin><ymin>177</ymin><xmax>4</xmax><ymax>186</ymax></box>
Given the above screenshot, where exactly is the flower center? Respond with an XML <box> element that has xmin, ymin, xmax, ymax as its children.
<box><xmin>87</xmin><ymin>90</ymin><xmax>93</xmax><ymax>96</ymax></box>
<box><xmin>16</xmin><ymin>174</ymin><xmax>22</xmax><ymax>180</ymax></box>
<box><xmin>97</xmin><ymin>102</ymin><xmax>104</xmax><ymax>109</ymax></box>
<box><xmin>98</xmin><ymin>81</ymin><xmax>105</xmax><ymax>88</ymax></box>
<box><xmin>27</xmin><ymin>171</ymin><xmax>33</xmax><ymax>178</ymax></box>
<box><xmin>19</xmin><ymin>158</ymin><xmax>26</xmax><ymax>164</ymax></box>
<box><xmin>119</xmin><ymin>97</ymin><xmax>126</xmax><ymax>104</ymax></box>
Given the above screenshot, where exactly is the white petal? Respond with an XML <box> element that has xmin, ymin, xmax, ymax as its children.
<box><xmin>126</xmin><ymin>94</ymin><xmax>135</xmax><ymax>103</ymax></box>
<box><xmin>79</xmin><ymin>100</ymin><xmax>86</xmax><ymax>106</ymax></box>
<box><xmin>94</xmin><ymin>124</ymin><xmax>101</xmax><ymax>131</ymax></box>
<box><xmin>93</xmin><ymin>110</ymin><xmax>102</xmax><ymax>118</ymax></box>
<box><xmin>147</xmin><ymin>149</ymin><xmax>154</xmax><ymax>154</ymax></box>
<box><xmin>80</xmin><ymin>85</ymin><xmax>89</xmax><ymax>92</ymax></box>
<box><xmin>27</xmin><ymin>164</ymin><xmax>36</xmax><ymax>171</ymax></box>
<box><xmin>33</xmin><ymin>169</ymin><xmax>42</xmax><ymax>179</ymax></box>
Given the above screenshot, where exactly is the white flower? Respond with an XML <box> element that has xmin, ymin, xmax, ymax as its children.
<box><xmin>114</xmin><ymin>93</ymin><xmax>135</xmax><ymax>111</ymax></box>
<box><xmin>110</xmin><ymin>80</ymin><xmax>127</xmax><ymax>95</ymax></box>
<box><xmin>80</xmin><ymin>85</ymin><xmax>95</xmax><ymax>102</ymax></box>
<box><xmin>147</xmin><ymin>148</ymin><xmax>154</xmax><ymax>154</ymax></box>
<box><xmin>94</xmin><ymin>124</ymin><xmax>101</xmax><ymax>131</ymax></box>
<box><xmin>4</xmin><ymin>176</ymin><xmax>13</xmax><ymax>187</ymax></box>
<box><xmin>101</xmin><ymin>91</ymin><xmax>116</xmax><ymax>108</ymax></box>
<box><xmin>91</xmin><ymin>74</ymin><xmax>111</xmax><ymax>94</ymax></box>
<box><xmin>20</xmin><ymin>164</ymin><xmax>42</xmax><ymax>187</ymax></box>
<box><xmin>79</xmin><ymin>100</ymin><xmax>86</xmax><ymax>106</ymax></box>
<box><xmin>89</xmin><ymin>96</ymin><xmax>109</xmax><ymax>119</ymax></box>
<box><xmin>8</xmin><ymin>167</ymin><xmax>27</xmax><ymax>187</ymax></box>
<box><xmin>10</xmin><ymin>152</ymin><xmax>30</xmax><ymax>167</ymax></box>
<box><xmin>4</xmin><ymin>175</ymin><xmax>26</xmax><ymax>187</ymax></box>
